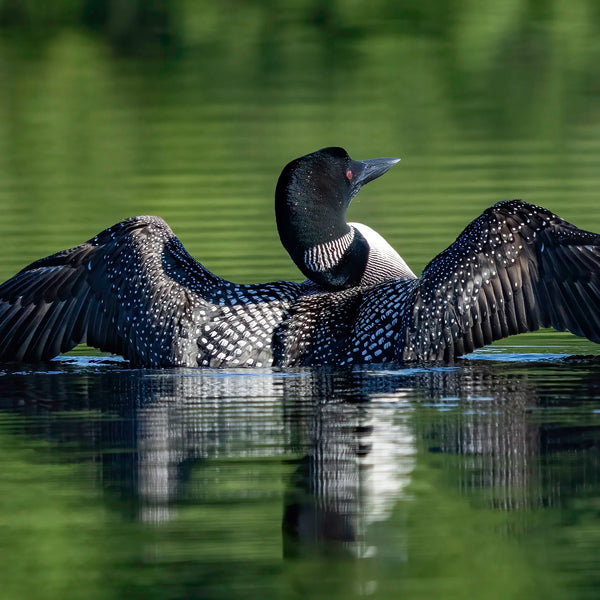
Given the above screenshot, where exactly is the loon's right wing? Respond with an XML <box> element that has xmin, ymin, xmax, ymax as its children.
<box><xmin>0</xmin><ymin>216</ymin><xmax>302</xmax><ymax>366</ymax></box>
<box><xmin>400</xmin><ymin>200</ymin><xmax>600</xmax><ymax>361</ymax></box>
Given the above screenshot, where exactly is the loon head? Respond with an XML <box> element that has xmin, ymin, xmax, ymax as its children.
<box><xmin>275</xmin><ymin>147</ymin><xmax>401</xmax><ymax>290</ymax></box>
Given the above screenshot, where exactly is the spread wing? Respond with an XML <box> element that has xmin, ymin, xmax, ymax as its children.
<box><xmin>0</xmin><ymin>217</ymin><xmax>302</xmax><ymax>366</ymax></box>
<box><xmin>401</xmin><ymin>200</ymin><xmax>600</xmax><ymax>361</ymax></box>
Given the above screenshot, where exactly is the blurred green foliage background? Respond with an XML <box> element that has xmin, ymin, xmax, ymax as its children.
<box><xmin>1</xmin><ymin>0</ymin><xmax>599</xmax><ymax>284</ymax></box>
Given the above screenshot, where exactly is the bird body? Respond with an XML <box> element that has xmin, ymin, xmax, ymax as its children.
<box><xmin>0</xmin><ymin>148</ymin><xmax>598</xmax><ymax>367</ymax></box>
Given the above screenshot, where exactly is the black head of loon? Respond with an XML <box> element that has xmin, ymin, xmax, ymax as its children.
<box><xmin>275</xmin><ymin>147</ymin><xmax>414</xmax><ymax>290</ymax></box>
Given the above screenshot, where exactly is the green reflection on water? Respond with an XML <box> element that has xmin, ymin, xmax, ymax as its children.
<box><xmin>2</xmin><ymin>404</ymin><xmax>599</xmax><ymax>600</ymax></box>
<box><xmin>0</xmin><ymin>422</ymin><xmax>115</xmax><ymax>600</ymax></box>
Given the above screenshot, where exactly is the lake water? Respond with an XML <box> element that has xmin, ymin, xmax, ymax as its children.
<box><xmin>2</xmin><ymin>355</ymin><xmax>600</xmax><ymax>599</ymax></box>
<box><xmin>1</xmin><ymin>3</ymin><xmax>600</xmax><ymax>599</ymax></box>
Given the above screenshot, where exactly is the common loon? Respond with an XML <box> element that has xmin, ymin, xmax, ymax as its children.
<box><xmin>0</xmin><ymin>149</ymin><xmax>598</xmax><ymax>367</ymax></box>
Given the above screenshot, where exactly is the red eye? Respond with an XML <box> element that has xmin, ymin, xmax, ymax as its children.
<box><xmin>346</xmin><ymin>169</ymin><xmax>353</xmax><ymax>180</ymax></box>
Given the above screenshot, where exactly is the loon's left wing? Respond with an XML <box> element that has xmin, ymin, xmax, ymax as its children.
<box><xmin>0</xmin><ymin>216</ymin><xmax>303</xmax><ymax>366</ymax></box>
<box><xmin>399</xmin><ymin>200</ymin><xmax>600</xmax><ymax>361</ymax></box>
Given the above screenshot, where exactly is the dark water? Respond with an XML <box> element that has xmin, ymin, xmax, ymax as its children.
<box><xmin>1</xmin><ymin>3</ymin><xmax>600</xmax><ymax>599</ymax></box>
<box><xmin>1</xmin><ymin>355</ymin><xmax>600</xmax><ymax>599</ymax></box>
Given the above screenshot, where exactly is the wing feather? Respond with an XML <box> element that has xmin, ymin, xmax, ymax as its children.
<box><xmin>401</xmin><ymin>200</ymin><xmax>600</xmax><ymax>361</ymax></box>
<box><xmin>0</xmin><ymin>216</ymin><xmax>303</xmax><ymax>366</ymax></box>
<box><xmin>0</xmin><ymin>218</ymin><xmax>210</xmax><ymax>364</ymax></box>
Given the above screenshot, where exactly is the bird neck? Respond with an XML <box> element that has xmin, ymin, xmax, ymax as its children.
<box><xmin>276</xmin><ymin>172</ymin><xmax>350</xmax><ymax>255</ymax></box>
<box><xmin>278</xmin><ymin>200</ymin><xmax>369</xmax><ymax>290</ymax></box>
<box><xmin>275</xmin><ymin>161</ymin><xmax>370</xmax><ymax>290</ymax></box>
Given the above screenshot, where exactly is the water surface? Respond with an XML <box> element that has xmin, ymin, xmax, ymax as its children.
<box><xmin>1</xmin><ymin>356</ymin><xmax>600</xmax><ymax>599</ymax></box>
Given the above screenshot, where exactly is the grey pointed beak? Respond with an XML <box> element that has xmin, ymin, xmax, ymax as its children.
<box><xmin>355</xmin><ymin>157</ymin><xmax>401</xmax><ymax>187</ymax></box>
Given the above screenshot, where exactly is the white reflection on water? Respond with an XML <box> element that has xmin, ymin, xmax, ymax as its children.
<box><xmin>133</xmin><ymin>370</ymin><xmax>417</xmax><ymax>536</ymax></box>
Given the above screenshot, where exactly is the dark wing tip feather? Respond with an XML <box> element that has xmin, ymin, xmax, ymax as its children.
<box><xmin>402</xmin><ymin>200</ymin><xmax>600</xmax><ymax>361</ymax></box>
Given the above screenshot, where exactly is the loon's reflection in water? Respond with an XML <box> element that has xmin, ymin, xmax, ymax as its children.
<box><xmin>281</xmin><ymin>371</ymin><xmax>415</xmax><ymax>557</ymax></box>
<box><xmin>0</xmin><ymin>357</ymin><xmax>599</xmax><ymax>553</ymax></box>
